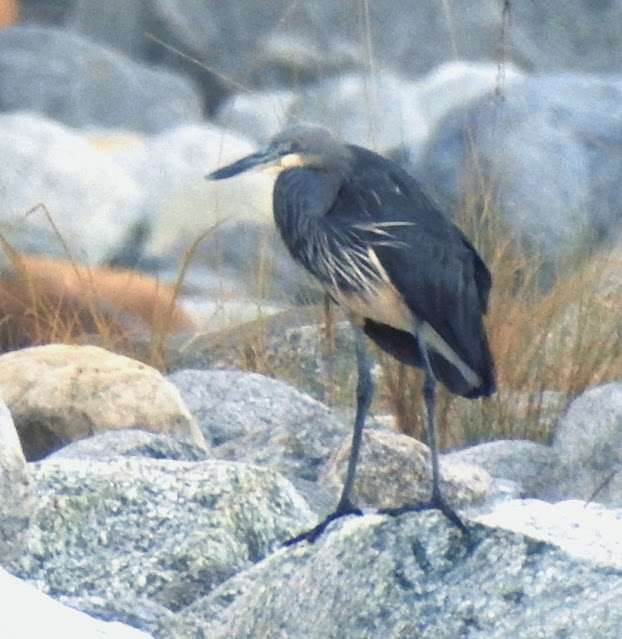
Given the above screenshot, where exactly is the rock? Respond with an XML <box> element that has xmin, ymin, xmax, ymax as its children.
<box><xmin>166</xmin><ymin>313</ymin><xmax>353</xmax><ymax>402</ymax></box>
<box><xmin>294</xmin><ymin>64</ymin><xmax>523</xmax><ymax>156</ymax></box>
<box><xmin>110</xmin><ymin>122</ymin><xmax>309</xmax><ymax>321</ymax></box>
<box><xmin>0</xmin><ymin>566</ymin><xmax>154</xmax><ymax>639</ymax></box>
<box><xmin>214</xmin><ymin>63</ymin><xmax>523</xmax><ymax>162</ymax></box>
<box><xmin>419</xmin><ymin>73</ymin><xmax>622</xmax><ymax>274</ymax></box>
<box><xmin>159</xmin><ymin>510</ymin><xmax>622</xmax><ymax>639</ymax></box>
<box><xmin>445</xmin><ymin>439</ymin><xmax>560</xmax><ymax>499</ymax></box>
<box><xmin>156</xmin><ymin>0</ymin><xmax>622</xmax><ymax>84</ymax></box>
<box><xmin>548</xmin><ymin>382</ymin><xmax>622</xmax><ymax>505</ymax></box>
<box><xmin>509</xmin><ymin>0</ymin><xmax>622</xmax><ymax>74</ymax></box>
<box><xmin>168</xmin><ymin>369</ymin><xmax>350</xmax><ymax>481</ymax></box>
<box><xmin>18</xmin><ymin>1</ymin><xmax>69</xmax><ymax>24</ymax></box>
<box><xmin>181</xmin><ymin>294</ymin><xmax>287</xmax><ymax>334</ymax></box>
<box><xmin>25</xmin><ymin>1</ymin><xmax>622</xmax><ymax>117</ymax></box>
<box><xmin>0</xmin><ymin>344</ymin><xmax>206</xmax><ymax>460</ymax></box>
<box><xmin>0</xmin><ymin>25</ymin><xmax>202</xmax><ymax>132</ymax></box>
<box><xmin>475</xmin><ymin>498</ymin><xmax>622</xmax><ymax>570</ymax></box>
<box><xmin>185</xmin><ymin>221</ymin><xmax>314</xmax><ymax>304</ymax></box>
<box><xmin>3</xmin><ymin>346</ymin><xmax>622</xmax><ymax>637</ymax></box>
<box><xmin>447</xmin><ymin>390</ymin><xmax>569</xmax><ymax>450</ymax></box>
<box><xmin>66</xmin><ymin>0</ymin><xmax>146</xmax><ymax>58</ymax></box>
<box><xmin>142</xmin><ymin>0</ymin><xmax>366</xmax><ymax>108</ymax></box>
<box><xmin>0</xmin><ymin>112</ymin><xmax>142</xmax><ymax>264</ymax></box>
<box><xmin>0</xmin><ymin>397</ymin><xmax>34</xmax><ymax>563</ymax></box>
<box><xmin>7</xmin><ymin>458</ymin><xmax>314</xmax><ymax>616</ymax></box>
<box><xmin>115</xmin><ymin>123</ymin><xmax>274</xmax><ymax>257</ymax></box>
<box><xmin>321</xmin><ymin>429</ymin><xmax>495</xmax><ymax>510</ymax></box>
<box><xmin>47</xmin><ymin>429</ymin><xmax>209</xmax><ymax>462</ymax></box>
<box><xmin>215</xmin><ymin>89</ymin><xmax>297</xmax><ymax>144</ymax></box>
<box><xmin>169</xmin><ymin>368</ymin><xmax>498</xmax><ymax>516</ymax></box>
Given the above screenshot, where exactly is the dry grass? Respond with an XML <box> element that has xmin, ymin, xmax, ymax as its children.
<box><xmin>0</xmin><ymin>206</ymin><xmax>200</xmax><ymax>367</ymax></box>
<box><xmin>0</xmin><ymin>0</ymin><xmax>18</xmax><ymax>27</ymax></box>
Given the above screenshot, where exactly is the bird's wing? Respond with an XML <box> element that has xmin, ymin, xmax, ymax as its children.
<box><xmin>342</xmin><ymin>162</ymin><xmax>495</xmax><ymax>396</ymax></box>
<box><xmin>273</xmin><ymin>159</ymin><xmax>494</xmax><ymax>396</ymax></box>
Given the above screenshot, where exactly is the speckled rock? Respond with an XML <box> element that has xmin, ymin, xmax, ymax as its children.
<box><xmin>321</xmin><ymin>428</ymin><xmax>495</xmax><ymax>510</ymax></box>
<box><xmin>0</xmin><ymin>397</ymin><xmax>34</xmax><ymax>563</ymax></box>
<box><xmin>47</xmin><ymin>428</ymin><xmax>209</xmax><ymax>462</ymax></box>
<box><xmin>8</xmin><ymin>457</ymin><xmax>314</xmax><ymax>623</ymax></box>
<box><xmin>159</xmin><ymin>510</ymin><xmax>622</xmax><ymax>639</ymax></box>
<box><xmin>445</xmin><ymin>439</ymin><xmax>560</xmax><ymax>499</ymax></box>
<box><xmin>168</xmin><ymin>369</ymin><xmax>351</xmax><ymax>481</ymax></box>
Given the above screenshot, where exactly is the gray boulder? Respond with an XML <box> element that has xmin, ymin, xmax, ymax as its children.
<box><xmin>321</xmin><ymin>429</ymin><xmax>495</xmax><ymax>510</ymax></box>
<box><xmin>0</xmin><ymin>397</ymin><xmax>34</xmax><ymax>564</ymax></box>
<box><xmin>419</xmin><ymin>73</ymin><xmax>622</xmax><ymax>272</ymax></box>
<box><xmin>215</xmin><ymin>63</ymin><xmax>524</xmax><ymax>159</ymax></box>
<box><xmin>159</xmin><ymin>510</ymin><xmax>622</xmax><ymax>639</ymax></box>
<box><xmin>168</xmin><ymin>369</ymin><xmax>351</xmax><ymax>481</ymax></box>
<box><xmin>6</xmin><ymin>364</ymin><xmax>622</xmax><ymax>637</ymax></box>
<box><xmin>446</xmin><ymin>439</ymin><xmax>560</xmax><ymax>499</ymax></box>
<box><xmin>47</xmin><ymin>429</ymin><xmax>209</xmax><ymax>462</ymax></box>
<box><xmin>548</xmin><ymin>382</ymin><xmax>622</xmax><ymax>505</ymax></box>
<box><xmin>0</xmin><ymin>25</ymin><xmax>202</xmax><ymax>132</ymax></box>
<box><xmin>509</xmin><ymin>0</ymin><xmax>622</xmax><ymax>74</ymax></box>
<box><xmin>63</xmin><ymin>1</ymin><xmax>622</xmax><ymax>111</ymax></box>
<box><xmin>0</xmin><ymin>112</ymin><xmax>142</xmax><ymax>263</ymax></box>
<box><xmin>7</xmin><ymin>457</ymin><xmax>314</xmax><ymax>621</ymax></box>
<box><xmin>115</xmin><ymin>123</ymin><xmax>274</xmax><ymax>256</ymax></box>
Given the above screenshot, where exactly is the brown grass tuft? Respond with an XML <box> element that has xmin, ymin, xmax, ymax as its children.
<box><xmin>0</xmin><ymin>249</ymin><xmax>196</xmax><ymax>356</ymax></box>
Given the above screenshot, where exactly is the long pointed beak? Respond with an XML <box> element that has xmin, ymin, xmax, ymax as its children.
<box><xmin>206</xmin><ymin>148</ymin><xmax>280</xmax><ymax>181</ymax></box>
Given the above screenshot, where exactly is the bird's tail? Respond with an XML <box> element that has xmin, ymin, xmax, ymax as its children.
<box><xmin>362</xmin><ymin>318</ymin><xmax>496</xmax><ymax>399</ymax></box>
<box><xmin>427</xmin><ymin>332</ymin><xmax>495</xmax><ymax>399</ymax></box>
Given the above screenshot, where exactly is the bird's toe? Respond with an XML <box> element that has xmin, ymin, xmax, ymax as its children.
<box><xmin>283</xmin><ymin>505</ymin><xmax>363</xmax><ymax>546</ymax></box>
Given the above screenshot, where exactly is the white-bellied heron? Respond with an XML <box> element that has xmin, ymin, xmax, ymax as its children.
<box><xmin>207</xmin><ymin>124</ymin><xmax>496</xmax><ymax>541</ymax></box>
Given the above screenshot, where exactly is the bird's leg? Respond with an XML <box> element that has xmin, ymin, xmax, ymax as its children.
<box><xmin>284</xmin><ymin>326</ymin><xmax>370</xmax><ymax>545</ymax></box>
<box><xmin>336</xmin><ymin>326</ymin><xmax>373</xmax><ymax>513</ymax></box>
<box><xmin>379</xmin><ymin>338</ymin><xmax>468</xmax><ymax>534</ymax></box>
<box><xmin>418</xmin><ymin>338</ymin><xmax>468</xmax><ymax>533</ymax></box>
<box><xmin>421</xmin><ymin>359</ymin><xmax>441</xmax><ymax>503</ymax></box>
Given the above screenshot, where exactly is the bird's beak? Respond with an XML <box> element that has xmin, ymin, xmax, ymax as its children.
<box><xmin>206</xmin><ymin>148</ymin><xmax>281</xmax><ymax>181</ymax></box>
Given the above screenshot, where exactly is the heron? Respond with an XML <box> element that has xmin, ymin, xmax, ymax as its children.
<box><xmin>207</xmin><ymin>124</ymin><xmax>495</xmax><ymax>541</ymax></box>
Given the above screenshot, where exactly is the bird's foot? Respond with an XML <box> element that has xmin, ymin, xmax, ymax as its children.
<box><xmin>284</xmin><ymin>504</ymin><xmax>363</xmax><ymax>546</ymax></box>
<box><xmin>380</xmin><ymin>494</ymin><xmax>469</xmax><ymax>535</ymax></box>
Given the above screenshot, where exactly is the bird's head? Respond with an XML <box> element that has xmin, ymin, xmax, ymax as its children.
<box><xmin>207</xmin><ymin>124</ymin><xmax>353</xmax><ymax>181</ymax></box>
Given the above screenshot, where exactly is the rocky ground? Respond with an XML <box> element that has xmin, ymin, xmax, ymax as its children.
<box><xmin>2</xmin><ymin>341</ymin><xmax>622</xmax><ymax>638</ymax></box>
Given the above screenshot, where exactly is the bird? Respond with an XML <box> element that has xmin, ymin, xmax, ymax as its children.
<box><xmin>207</xmin><ymin>124</ymin><xmax>496</xmax><ymax>542</ymax></box>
